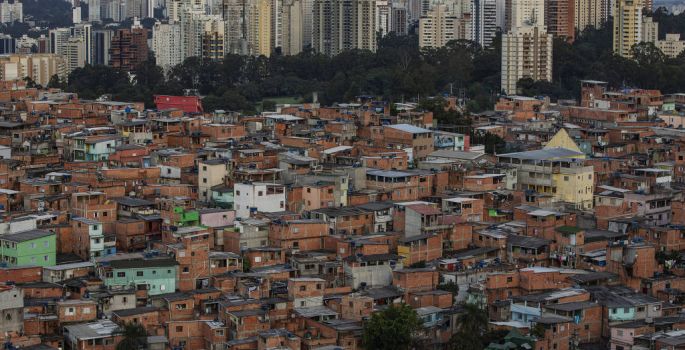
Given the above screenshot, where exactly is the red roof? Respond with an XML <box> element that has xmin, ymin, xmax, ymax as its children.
<box><xmin>154</xmin><ymin>95</ymin><xmax>203</xmax><ymax>114</ymax></box>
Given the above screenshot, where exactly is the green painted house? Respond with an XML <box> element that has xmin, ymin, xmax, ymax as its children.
<box><xmin>0</xmin><ymin>229</ymin><xmax>56</xmax><ymax>267</ymax></box>
<box><xmin>102</xmin><ymin>257</ymin><xmax>178</xmax><ymax>296</ymax></box>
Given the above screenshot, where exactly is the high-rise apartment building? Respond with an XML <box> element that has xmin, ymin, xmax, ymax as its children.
<box><xmin>126</xmin><ymin>0</ymin><xmax>155</xmax><ymax>17</ymax></box>
<box><xmin>72</xmin><ymin>6</ymin><xmax>82</xmax><ymax>24</ymax></box>
<box><xmin>152</xmin><ymin>22</ymin><xmax>183</xmax><ymax>71</ymax></box>
<box><xmin>103</xmin><ymin>0</ymin><xmax>126</xmax><ymax>21</ymax></box>
<box><xmin>222</xmin><ymin>0</ymin><xmax>248</xmax><ymax>55</ymax></box>
<box><xmin>270</xmin><ymin>0</ymin><xmax>283</xmax><ymax>52</ymax></box>
<box><xmin>180</xmin><ymin>6</ymin><xmax>206</xmax><ymax>58</ymax></box>
<box><xmin>0</xmin><ymin>54</ymin><xmax>67</xmax><ymax>86</ymax></box>
<box><xmin>202</xmin><ymin>16</ymin><xmax>227</xmax><ymax>60</ymax></box>
<box><xmin>66</xmin><ymin>37</ymin><xmax>86</xmax><ymax>72</ymax></box>
<box><xmin>418</xmin><ymin>4</ymin><xmax>471</xmax><ymax>48</ymax></box>
<box><xmin>641</xmin><ymin>14</ymin><xmax>657</xmax><ymax>43</ymax></box>
<box><xmin>545</xmin><ymin>0</ymin><xmax>574</xmax><ymax>41</ymax></box>
<box><xmin>71</xmin><ymin>23</ymin><xmax>93</xmax><ymax>65</ymax></box>
<box><xmin>245</xmin><ymin>0</ymin><xmax>272</xmax><ymax>56</ymax></box>
<box><xmin>613</xmin><ymin>0</ymin><xmax>642</xmax><ymax>58</ymax></box>
<box><xmin>391</xmin><ymin>5</ymin><xmax>408</xmax><ymax>35</ymax></box>
<box><xmin>507</xmin><ymin>0</ymin><xmax>544</xmax><ymax>30</ymax></box>
<box><xmin>472</xmin><ymin>0</ymin><xmax>497</xmax><ymax>47</ymax></box>
<box><xmin>0</xmin><ymin>0</ymin><xmax>23</xmax><ymax>24</ymax></box>
<box><xmin>312</xmin><ymin>0</ymin><xmax>378</xmax><ymax>56</ymax></box>
<box><xmin>49</xmin><ymin>28</ymin><xmax>72</xmax><ymax>57</ymax></box>
<box><xmin>89</xmin><ymin>0</ymin><xmax>102</xmax><ymax>22</ymax></box>
<box><xmin>501</xmin><ymin>25</ymin><xmax>552</xmax><ymax>95</ymax></box>
<box><xmin>282</xmin><ymin>0</ymin><xmax>305</xmax><ymax>55</ymax></box>
<box><xmin>0</xmin><ymin>34</ymin><xmax>15</xmax><ymax>54</ymax></box>
<box><xmin>574</xmin><ymin>0</ymin><xmax>604</xmax><ymax>31</ymax></box>
<box><xmin>94</xmin><ymin>29</ymin><xmax>113</xmax><ymax>65</ymax></box>
<box><xmin>109</xmin><ymin>27</ymin><xmax>149</xmax><ymax>70</ymax></box>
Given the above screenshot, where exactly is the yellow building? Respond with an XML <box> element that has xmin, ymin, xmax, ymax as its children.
<box><xmin>544</xmin><ymin>128</ymin><xmax>583</xmax><ymax>155</ymax></box>
<box><xmin>613</xmin><ymin>0</ymin><xmax>643</xmax><ymax>58</ymax></box>
<box><xmin>246</xmin><ymin>0</ymin><xmax>272</xmax><ymax>57</ymax></box>
<box><xmin>498</xmin><ymin>143</ymin><xmax>594</xmax><ymax>209</ymax></box>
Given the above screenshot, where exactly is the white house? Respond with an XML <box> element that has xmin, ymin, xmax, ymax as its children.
<box><xmin>234</xmin><ymin>182</ymin><xmax>286</xmax><ymax>219</ymax></box>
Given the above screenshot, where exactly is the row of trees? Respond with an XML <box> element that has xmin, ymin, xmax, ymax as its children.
<box><xmin>53</xmin><ymin>11</ymin><xmax>685</xmax><ymax>120</ymax></box>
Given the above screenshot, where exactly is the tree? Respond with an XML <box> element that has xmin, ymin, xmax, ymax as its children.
<box><xmin>47</xmin><ymin>74</ymin><xmax>65</xmax><ymax>90</ymax></box>
<box><xmin>447</xmin><ymin>304</ymin><xmax>489</xmax><ymax>350</ymax></box>
<box><xmin>115</xmin><ymin>322</ymin><xmax>147</xmax><ymax>350</ymax></box>
<box><xmin>362</xmin><ymin>304</ymin><xmax>422</xmax><ymax>350</ymax></box>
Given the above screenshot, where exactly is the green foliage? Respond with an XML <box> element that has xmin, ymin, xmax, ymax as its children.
<box><xmin>448</xmin><ymin>303</ymin><xmax>490</xmax><ymax>350</ymax></box>
<box><xmin>437</xmin><ymin>281</ymin><xmax>459</xmax><ymax>294</ymax></box>
<box><xmin>23</xmin><ymin>0</ymin><xmax>73</xmax><ymax>27</ymax></box>
<box><xmin>62</xmin><ymin>35</ymin><xmax>501</xmax><ymax>112</ymax></box>
<box><xmin>362</xmin><ymin>304</ymin><xmax>422</xmax><ymax>350</ymax></box>
<box><xmin>656</xmin><ymin>250</ymin><xmax>681</xmax><ymax>266</ymax></box>
<box><xmin>651</xmin><ymin>7</ymin><xmax>685</xmax><ymax>39</ymax></box>
<box><xmin>59</xmin><ymin>15</ymin><xmax>685</xmax><ymax>113</ymax></box>
<box><xmin>530</xmin><ymin>323</ymin><xmax>546</xmax><ymax>338</ymax></box>
<box><xmin>115</xmin><ymin>322</ymin><xmax>147</xmax><ymax>350</ymax></box>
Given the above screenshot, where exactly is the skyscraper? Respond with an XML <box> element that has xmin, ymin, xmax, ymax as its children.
<box><xmin>641</xmin><ymin>14</ymin><xmax>657</xmax><ymax>43</ymax></box>
<box><xmin>0</xmin><ymin>0</ymin><xmax>23</xmax><ymax>24</ymax></box>
<box><xmin>312</xmin><ymin>0</ymin><xmax>377</xmax><ymax>56</ymax></box>
<box><xmin>66</xmin><ymin>37</ymin><xmax>86</xmax><ymax>72</ymax></box>
<box><xmin>109</xmin><ymin>26</ymin><xmax>149</xmax><ymax>70</ymax></box>
<box><xmin>472</xmin><ymin>0</ymin><xmax>497</xmax><ymax>47</ymax></box>
<box><xmin>202</xmin><ymin>16</ymin><xmax>227</xmax><ymax>60</ymax></box>
<box><xmin>418</xmin><ymin>4</ymin><xmax>472</xmax><ymax>48</ymax></box>
<box><xmin>507</xmin><ymin>0</ymin><xmax>544</xmax><ymax>30</ymax></box>
<box><xmin>390</xmin><ymin>4</ymin><xmax>408</xmax><ymax>36</ymax></box>
<box><xmin>500</xmin><ymin>25</ymin><xmax>552</xmax><ymax>94</ymax></box>
<box><xmin>89</xmin><ymin>0</ymin><xmax>102</xmax><ymax>22</ymax></box>
<box><xmin>0</xmin><ymin>34</ymin><xmax>15</xmax><ymax>55</ymax></box>
<box><xmin>282</xmin><ymin>0</ymin><xmax>305</xmax><ymax>55</ymax></box>
<box><xmin>222</xmin><ymin>0</ymin><xmax>248</xmax><ymax>55</ymax></box>
<box><xmin>613</xmin><ymin>0</ymin><xmax>642</xmax><ymax>58</ymax></box>
<box><xmin>94</xmin><ymin>29</ymin><xmax>113</xmax><ymax>65</ymax></box>
<box><xmin>245</xmin><ymin>0</ymin><xmax>272</xmax><ymax>56</ymax></box>
<box><xmin>49</xmin><ymin>28</ymin><xmax>72</xmax><ymax>56</ymax></box>
<box><xmin>152</xmin><ymin>22</ymin><xmax>183</xmax><ymax>71</ymax></box>
<box><xmin>544</xmin><ymin>0</ymin><xmax>574</xmax><ymax>41</ymax></box>
<box><xmin>71</xmin><ymin>23</ymin><xmax>93</xmax><ymax>65</ymax></box>
<box><xmin>574</xmin><ymin>0</ymin><xmax>604</xmax><ymax>31</ymax></box>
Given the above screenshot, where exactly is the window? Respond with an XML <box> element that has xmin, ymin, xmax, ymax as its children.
<box><xmin>30</xmin><ymin>242</ymin><xmax>36</xmax><ymax>249</ymax></box>
<box><xmin>300</xmin><ymin>286</ymin><xmax>306</xmax><ymax>291</ymax></box>
<box><xmin>203</xmin><ymin>178</ymin><xmax>207</xmax><ymax>183</ymax></box>
<box><xmin>66</xmin><ymin>307</ymin><xmax>75</xmax><ymax>316</ymax></box>
<box><xmin>507</xmin><ymin>277</ymin><xmax>513</xmax><ymax>283</ymax></box>
<box><xmin>117</xmin><ymin>272</ymin><xmax>125</xmax><ymax>277</ymax></box>
<box><xmin>43</xmin><ymin>240</ymin><xmax>49</xmax><ymax>248</ymax></box>
<box><xmin>176</xmin><ymin>326</ymin><xmax>183</xmax><ymax>332</ymax></box>
<box><xmin>183</xmin><ymin>267</ymin><xmax>189</xmax><ymax>273</ymax></box>
<box><xmin>175</xmin><ymin>304</ymin><xmax>187</xmax><ymax>310</ymax></box>
<box><xmin>83</xmin><ymin>307</ymin><xmax>91</xmax><ymax>314</ymax></box>
<box><xmin>137</xmin><ymin>271</ymin><xmax>144</xmax><ymax>277</ymax></box>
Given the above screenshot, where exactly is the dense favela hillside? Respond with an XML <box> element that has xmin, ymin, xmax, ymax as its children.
<box><xmin>0</xmin><ymin>0</ymin><xmax>685</xmax><ymax>350</ymax></box>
